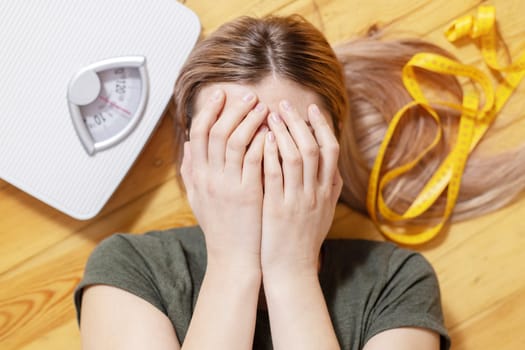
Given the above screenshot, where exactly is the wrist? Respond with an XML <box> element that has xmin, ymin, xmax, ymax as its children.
<box><xmin>261</xmin><ymin>252</ymin><xmax>320</xmax><ymax>279</ymax></box>
<box><xmin>262</xmin><ymin>266</ymin><xmax>322</xmax><ymax>313</ymax></box>
<box><xmin>206</xmin><ymin>253</ymin><xmax>262</xmax><ymax>279</ymax></box>
<box><xmin>204</xmin><ymin>262</ymin><xmax>262</xmax><ymax>299</ymax></box>
<box><xmin>262</xmin><ymin>262</ymin><xmax>319</xmax><ymax>288</ymax></box>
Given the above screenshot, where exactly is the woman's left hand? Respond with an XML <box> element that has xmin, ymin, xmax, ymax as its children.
<box><xmin>261</xmin><ymin>100</ymin><xmax>342</xmax><ymax>277</ymax></box>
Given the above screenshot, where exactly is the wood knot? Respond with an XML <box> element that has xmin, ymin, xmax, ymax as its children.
<box><xmin>153</xmin><ymin>158</ymin><xmax>164</xmax><ymax>168</ymax></box>
<box><xmin>366</xmin><ymin>23</ymin><xmax>381</xmax><ymax>37</ymax></box>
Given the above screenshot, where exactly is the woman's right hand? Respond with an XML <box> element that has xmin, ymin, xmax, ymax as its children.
<box><xmin>180</xmin><ymin>88</ymin><xmax>269</xmax><ymax>273</ymax></box>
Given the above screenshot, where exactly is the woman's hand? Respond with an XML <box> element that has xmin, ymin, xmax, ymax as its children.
<box><xmin>261</xmin><ymin>100</ymin><xmax>342</xmax><ymax>276</ymax></box>
<box><xmin>261</xmin><ymin>100</ymin><xmax>343</xmax><ymax>350</ymax></box>
<box><xmin>180</xmin><ymin>88</ymin><xmax>269</xmax><ymax>273</ymax></box>
<box><xmin>181</xmin><ymin>89</ymin><xmax>270</xmax><ymax>350</ymax></box>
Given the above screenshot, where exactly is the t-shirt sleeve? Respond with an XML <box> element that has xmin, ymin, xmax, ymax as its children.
<box><xmin>74</xmin><ymin>234</ymin><xmax>167</xmax><ymax>321</ymax></box>
<box><xmin>74</xmin><ymin>227</ymin><xmax>205</xmax><ymax>342</ymax></box>
<box><xmin>364</xmin><ymin>249</ymin><xmax>451</xmax><ymax>350</ymax></box>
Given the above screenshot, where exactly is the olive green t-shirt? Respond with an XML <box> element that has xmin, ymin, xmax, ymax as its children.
<box><xmin>74</xmin><ymin>226</ymin><xmax>450</xmax><ymax>350</ymax></box>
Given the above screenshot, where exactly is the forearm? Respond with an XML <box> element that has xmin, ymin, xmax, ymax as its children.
<box><xmin>263</xmin><ymin>268</ymin><xmax>340</xmax><ymax>350</ymax></box>
<box><xmin>182</xmin><ymin>264</ymin><xmax>261</xmax><ymax>350</ymax></box>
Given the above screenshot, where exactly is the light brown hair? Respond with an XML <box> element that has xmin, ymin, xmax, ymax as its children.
<box><xmin>172</xmin><ymin>15</ymin><xmax>525</xmax><ymax>227</ymax></box>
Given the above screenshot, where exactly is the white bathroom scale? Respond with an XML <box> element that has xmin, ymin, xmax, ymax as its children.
<box><xmin>0</xmin><ymin>1</ymin><xmax>200</xmax><ymax>219</ymax></box>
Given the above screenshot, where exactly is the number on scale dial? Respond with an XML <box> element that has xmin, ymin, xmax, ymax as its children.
<box><xmin>67</xmin><ymin>56</ymin><xmax>149</xmax><ymax>155</ymax></box>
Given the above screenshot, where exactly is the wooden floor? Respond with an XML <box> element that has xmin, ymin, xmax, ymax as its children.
<box><xmin>1</xmin><ymin>0</ymin><xmax>524</xmax><ymax>349</ymax></box>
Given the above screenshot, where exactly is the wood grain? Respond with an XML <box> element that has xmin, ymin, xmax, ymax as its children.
<box><xmin>1</xmin><ymin>0</ymin><xmax>524</xmax><ymax>349</ymax></box>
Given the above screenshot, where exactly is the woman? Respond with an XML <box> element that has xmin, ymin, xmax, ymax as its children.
<box><xmin>74</xmin><ymin>16</ymin><xmax>456</xmax><ymax>350</ymax></box>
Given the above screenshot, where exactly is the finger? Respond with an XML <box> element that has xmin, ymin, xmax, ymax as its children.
<box><xmin>208</xmin><ymin>90</ymin><xmax>257</xmax><ymax>170</ymax></box>
<box><xmin>180</xmin><ymin>141</ymin><xmax>194</xmax><ymax>198</ymax></box>
<box><xmin>242</xmin><ymin>125</ymin><xmax>267</xmax><ymax>185</ymax></box>
<box><xmin>263</xmin><ymin>131</ymin><xmax>283</xmax><ymax>198</ymax></box>
<box><xmin>189</xmin><ymin>89</ymin><xmax>225</xmax><ymax>167</ymax></box>
<box><xmin>308</xmin><ymin>104</ymin><xmax>340</xmax><ymax>187</ymax></box>
<box><xmin>278</xmin><ymin>100</ymin><xmax>319</xmax><ymax>190</ymax></box>
<box><xmin>267</xmin><ymin>111</ymin><xmax>303</xmax><ymax>195</ymax></box>
<box><xmin>224</xmin><ymin>102</ymin><xmax>268</xmax><ymax>180</ymax></box>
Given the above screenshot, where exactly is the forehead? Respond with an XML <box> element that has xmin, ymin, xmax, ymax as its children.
<box><xmin>194</xmin><ymin>75</ymin><xmax>325</xmax><ymax>118</ymax></box>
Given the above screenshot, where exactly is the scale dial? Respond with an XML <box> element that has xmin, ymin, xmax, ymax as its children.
<box><xmin>67</xmin><ymin>56</ymin><xmax>148</xmax><ymax>155</ymax></box>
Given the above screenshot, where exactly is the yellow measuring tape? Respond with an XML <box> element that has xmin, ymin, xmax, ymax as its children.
<box><xmin>366</xmin><ymin>5</ymin><xmax>525</xmax><ymax>245</ymax></box>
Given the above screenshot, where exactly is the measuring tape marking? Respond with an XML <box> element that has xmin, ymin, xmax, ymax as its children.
<box><xmin>366</xmin><ymin>5</ymin><xmax>525</xmax><ymax>245</ymax></box>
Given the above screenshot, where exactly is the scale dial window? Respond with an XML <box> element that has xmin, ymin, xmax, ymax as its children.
<box><xmin>67</xmin><ymin>56</ymin><xmax>148</xmax><ymax>155</ymax></box>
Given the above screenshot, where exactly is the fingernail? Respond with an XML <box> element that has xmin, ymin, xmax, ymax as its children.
<box><xmin>310</xmin><ymin>104</ymin><xmax>321</xmax><ymax>116</ymax></box>
<box><xmin>260</xmin><ymin>125</ymin><xmax>268</xmax><ymax>132</ymax></box>
<box><xmin>267</xmin><ymin>131</ymin><xmax>275</xmax><ymax>142</ymax></box>
<box><xmin>243</xmin><ymin>92</ymin><xmax>255</xmax><ymax>102</ymax></box>
<box><xmin>212</xmin><ymin>89</ymin><xmax>222</xmax><ymax>101</ymax></box>
<box><xmin>281</xmin><ymin>100</ymin><xmax>291</xmax><ymax>111</ymax></box>
<box><xmin>270</xmin><ymin>112</ymin><xmax>282</xmax><ymax>123</ymax></box>
<box><xmin>255</xmin><ymin>102</ymin><xmax>266</xmax><ymax>112</ymax></box>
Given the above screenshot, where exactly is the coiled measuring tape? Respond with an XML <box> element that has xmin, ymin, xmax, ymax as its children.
<box><xmin>366</xmin><ymin>5</ymin><xmax>525</xmax><ymax>245</ymax></box>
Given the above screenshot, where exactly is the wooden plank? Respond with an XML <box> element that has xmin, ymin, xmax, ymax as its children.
<box><xmin>272</xmin><ymin>0</ymin><xmax>483</xmax><ymax>43</ymax></box>
<box><xmin>449</xmin><ymin>285</ymin><xmax>525</xmax><ymax>350</ymax></box>
<box><xmin>0</xmin><ymin>113</ymin><xmax>177</xmax><ymax>274</ymax></box>
<box><xmin>431</xmin><ymin>199</ymin><xmax>525</xmax><ymax>329</ymax></box>
<box><xmin>0</xmin><ymin>180</ymin><xmax>195</xmax><ymax>349</ymax></box>
<box><xmin>329</xmin><ymin>204</ymin><xmax>384</xmax><ymax>241</ymax></box>
<box><xmin>1</xmin><ymin>0</ymin><xmax>525</xmax><ymax>349</ymax></box>
<box><xmin>331</xmin><ymin>193</ymin><xmax>525</xmax><ymax>335</ymax></box>
<box><xmin>18</xmin><ymin>321</ymin><xmax>80</xmax><ymax>350</ymax></box>
<box><xmin>413</xmin><ymin>0</ymin><xmax>525</xmax><ymax>154</ymax></box>
<box><xmin>185</xmin><ymin>0</ymin><xmax>297</xmax><ymax>35</ymax></box>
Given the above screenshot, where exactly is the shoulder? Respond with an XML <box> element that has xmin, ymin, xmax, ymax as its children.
<box><xmin>322</xmin><ymin>239</ymin><xmax>450</xmax><ymax>350</ymax></box>
<box><xmin>85</xmin><ymin>225</ymin><xmax>206</xmax><ymax>273</ymax></box>
<box><xmin>83</xmin><ymin>224</ymin><xmax>206</xmax><ymax>279</ymax></box>
<box><xmin>322</xmin><ymin>239</ymin><xmax>436</xmax><ymax>282</ymax></box>
<box><xmin>75</xmin><ymin>226</ymin><xmax>206</xmax><ymax>322</ymax></box>
<box><xmin>95</xmin><ymin>225</ymin><xmax>205</xmax><ymax>255</ymax></box>
<box><xmin>322</xmin><ymin>239</ymin><xmax>441</xmax><ymax>310</ymax></box>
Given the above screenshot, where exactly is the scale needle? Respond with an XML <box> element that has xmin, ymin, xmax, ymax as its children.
<box><xmin>99</xmin><ymin>95</ymin><xmax>132</xmax><ymax>116</ymax></box>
